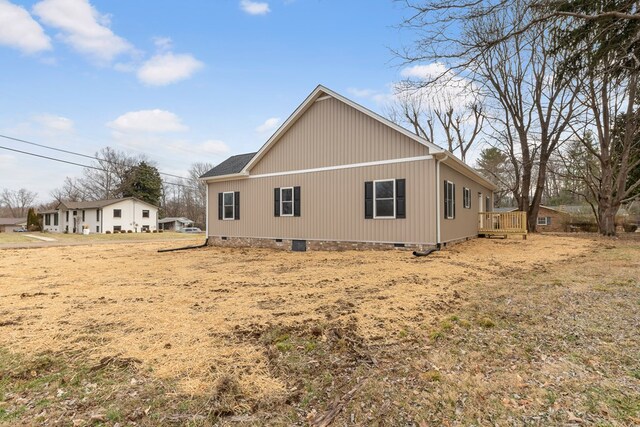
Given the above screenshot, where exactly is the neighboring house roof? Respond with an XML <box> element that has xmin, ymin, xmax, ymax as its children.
<box><xmin>200</xmin><ymin>152</ymin><xmax>256</xmax><ymax>178</ymax></box>
<box><xmin>494</xmin><ymin>207</ymin><xmax>518</xmax><ymax>213</ymax></box>
<box><xmin>158</xmin><ymin>217</ymin><xmax>193</xmax><ymax>224</ymax></box>
<box><xmin>56</xmin><ymin>197</ymin><xmax>158</xmax><ymax>210</ymax></box>
<box><xmin>0</xmin><ymin>217</ymin><xmax>27</xmax><ymax>226</ymax></box>
<box><xmin>200</xmin><ymin>85</ymin><xmax>496</xmax><ymax>190</ymax></box>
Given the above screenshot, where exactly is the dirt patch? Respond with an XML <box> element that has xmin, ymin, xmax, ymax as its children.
<box><xmin>0</xmin><ymin>235</ymin><xmax>605</xmax><ymax>424</ymax></box>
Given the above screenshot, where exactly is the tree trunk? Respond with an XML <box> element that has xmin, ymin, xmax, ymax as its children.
<box><xmin>598</xmin><ymin>204</ymin><xmax>618</xmax><ymax>236</ymax></box>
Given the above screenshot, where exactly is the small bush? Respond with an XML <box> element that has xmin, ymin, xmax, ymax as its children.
<box><xmin>105</xmin><ymin>230</ymin><xmax>111</xmax><ymax>234</ymax></box>
<box><xmin>127</xmin><ymin>230</ymin><xmax>133</xmax><ymax>234</ymax></box>
<box><xmin>152</xmin><ymin>230</ymin><xmax>158</xmax><ymax>233</ymax></box>
<box><xmin>158</xmin><ymin>230</ymin><xmax>164</xmax><ymax>233</ymax></box>
<box><xmin>145</xmin><ymin>229</ymin><xmax>151</xmax><ymax>233</ymax></box>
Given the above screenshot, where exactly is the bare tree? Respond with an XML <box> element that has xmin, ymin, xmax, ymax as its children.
<box><xmin>388</xmin><ymin>82</ymin><xmax>484</xmax><ymax>163</ymax></box>
<box><xmin>397</xmin><ymin>0</ymin><xmax>580</xmax><ymax>231</ymax></box>
<box><xmin>50</xmin><ymin>177</ymin><xmax>87</xmax><ymax>203</ymax></box>
<box><xmin>0</xmin><ymin>188</ymin><xmax>37</xmax><ymax>218</ymax></box>
<box><xmin>78</xmin><ymin>147</ymin><xmax>143</xmax><ymax>200</ymax></box>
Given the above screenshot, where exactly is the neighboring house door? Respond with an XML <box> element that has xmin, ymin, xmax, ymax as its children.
<box><xmin>478</xmin><ymin>193</ymin><xmax>484</xmax><ymax>229</ymax></box>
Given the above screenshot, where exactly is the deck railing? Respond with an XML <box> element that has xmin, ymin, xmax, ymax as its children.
<box><xmin>478</xmin><ymin>211</ymin><xmax>527</xmax><ymax>237</ymax></box>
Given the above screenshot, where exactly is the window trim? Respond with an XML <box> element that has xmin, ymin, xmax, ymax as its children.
<box><xmin>537</xmin><ymin>216</ymin><xmax>548</xmax><ymax>226</ymax></box>
<box><xmin>445</xmin><ymin>180</ymin><xmax>455</xmax><ymax>220</ymax></box>
<box><xmin>373</xmin><ymin>179</ymin><xmax>396</xmax><ymax>219</ymax></box>
<box><xmin>280</xmin><ymin>187</ymin><xmax>294</xmax><ymax>217</ymax></box>
<box><xmin>463</xmin><ymin>187</ymin><xmax>471</xmax><ymax>209</ymax></box>
<box><xmin>222</xmin><ymin>191</ymin><xmax>235</xmax><ymax>220</ymax></box>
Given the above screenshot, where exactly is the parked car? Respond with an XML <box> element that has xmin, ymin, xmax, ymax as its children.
<box><xmin>13</xmin><ymin>227</ymin><xmax>27</xmax><ymax>232</ymax></box>
<box><xmin>181</xmin><ymin>227</ymin><xmax>203</xmax><ymax>233</ymax></box>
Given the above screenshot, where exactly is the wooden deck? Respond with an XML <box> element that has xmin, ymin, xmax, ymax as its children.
<box><xmin>479</xmin><ymin>211</ymin><xmax>528</xmax><ymax>239</ymax></box>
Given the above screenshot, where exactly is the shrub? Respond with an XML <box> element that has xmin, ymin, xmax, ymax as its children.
<box><xmin>152</xmin><ymin>230</ymin><xmax>158</xmax><ymax>233</ymax></box>
<box><xmin>105</xmin><ymin>230</ymin><xmax>111</xmax><ymax>234</ymax></box>
<box><xmin>623</xmin><ymin>224</ymin><xmax>638</xmax><ymax>233</ymax></box>
<box><xmin>127</xmin><ymin>230</ymin><xmax>133</xmax><ymax>234</ymax></box>
<box><xmin>158</xmin><ymin>230</ymin><xmax>164</xmax><ymax>233</ymax></box>
<box><xmin>145</xmin><ymin>229</ymin><xmax>151</xmax><ymax>233</ymax></box>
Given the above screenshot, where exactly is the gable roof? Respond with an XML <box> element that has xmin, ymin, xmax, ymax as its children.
<box><xmin>201</xmin><ymin>85</ymin><xmax>496</xmax><ymax>190</ymax></box>
<box><xmin>158</xmin><ymin>217</ymin><xmax>193</xmax><ymax>224</ymax></box>
<box><xmin>200</xmin><ymin>152</ymin><xmax>256</xmax><ymax>178</ymax></box>
<box><xmin>57</xmin><ymin>197</ymin><xmax>158</xmax><ymax>210</ymax></box>
<box><xmin>0</xmin><ymin>217</ymin><xmax>26</xmax><ymax>226</ymax></box>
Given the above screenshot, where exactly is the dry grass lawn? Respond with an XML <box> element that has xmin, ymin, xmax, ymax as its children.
<box><xmin>0</xmin><ymin>234</ymin><xmax>638</xmax><ymax>426</ymax></box>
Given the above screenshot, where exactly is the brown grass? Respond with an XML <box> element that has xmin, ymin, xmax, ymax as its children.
<box><xmin>0</xmin><ymin>234</ymin><xmax>638</xmax><ymax>425</ymax></box>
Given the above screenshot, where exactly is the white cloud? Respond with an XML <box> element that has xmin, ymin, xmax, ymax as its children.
<box><xmin>32</xmin><ymin>0</ymin><xmax>133</xmax><ymax>63</ymax></box>
<box><xmin>240</xmin><ymin>0</ymin><xmax>270</xmax><ymax>15</ymax></box>
<box><xmin>107</xmin><ymin>109</ymin><xmax>188</xmax><ymax>133</ymax></box>
<box><xmin>137</xmin><ymin>52</ymin><xmax>203</xmax><ymax>86</ymax></box>
<box><xmin>256</xmin><ymin>117</ymin><xmax>280</xmax><ymax>133</ymax></box>
<box><xmin>33</xmin><ymin>114</ymin><xmax>74</xmax><ymax>133</ymax></box>
<box><xmin>400</xmin><ymin>63</ymin><xmax>449</xmax><ymax>80</ymax></box>
<box><xmin>152</xmin><ymin>36</ymin><xmax>173</xmax><ymax>52</ymax></box>
<box><xmin>0</xmin><ymin>0</ymin><xmax>51</xmax><ymax>54</ymax></box>
<box><xmin>198</xmin><ymin>140</ymin><xmax>230</xmax><ymax>155</ymax></box>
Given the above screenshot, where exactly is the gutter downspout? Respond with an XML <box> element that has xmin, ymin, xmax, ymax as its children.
<box><xmin>205</xmin><ymin>182</ymin><xmax>209</xmax><ymax>239</ymax></box>
<box><xmin>435</xmin><ymin>154</ymin><xmax>448</xmax><ymax>248</ymax></box>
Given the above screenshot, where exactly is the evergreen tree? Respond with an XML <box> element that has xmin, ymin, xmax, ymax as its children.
<box><xmin>119</xmin><ymin>162</ymin><xmax>163</xmax><ymax>206</ymax></box>
<box><xmin>27</xmin><ymin>208</ymin><xmax>40</xmax><ymax>231</ymax></box>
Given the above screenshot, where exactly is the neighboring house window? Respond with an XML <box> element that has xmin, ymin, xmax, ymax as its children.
<box><xmin>96</xmin><ymin>226</ymin><xmax>100</xmax><ymax>233</ymax></box>
<box><xmin>142</xmin><ymin>210</ymin><xmax>150</xmax><ymax>218</ymax></box>
<box><xmin>113</xmin><ymin>226</ymin><xmax>121</xmax><ymax>232</ymax></box>
<box><xmin>45</xmin><ymin>214</ymin><xmax>51</xmax><ymax>226</ymax></box>
<box><xmin>486</xmin><ymin>196</ymin><xmax>491</xmax><ymax>212</ymax></box>
<box><xmin>66</xmin><ymin>211</ymin><xmax>69</xmax><ymax>222</ymax></box>
<box><xmin>142</xmin><ymin>225</ymin><xmax>149</xmax><ymax>231</ymax></box>
<box><xmin>113</xmin><ymin>209</ymin><xmax>122</xmax><ymax>218</ymax></box>
<box><xmin>218</xmin><ymin>192</ymin><xmax>240</xmax><ymax>220</ymax></box>
<box><xmin>82</xmin><ymin>210</ymin><xmax>85</xmax><ymax>221</ymax></box>
<box><xmin>463</xmin><ymin>187</ymin><xmax>471</xmax><ymax>209</ymax></box>
<box><xmin>274</xmin><ymin>187</ymin><xmax>300</xmax><ymax>217</ymax></box>
<box><xmin>444</xmin><ymin>181</ymin><xmax>455</xmax><ymax>219</ymax></box>
<box><xmin>54</xmin><ymin>213</ymin><xmax>58</xmax><ymax>226</ymax></box>
<box><xmin>537</xmin><ymin>216</ymin><xmax>551</xmax><ymax>226</ymax></box>
<box><xmin>96</xmin><ymin>210</ymin><xmax>100</xmax><ymax>221</ymax></box>
<box><xmin>73</xmin><ymin>210</ymin><xmax>77</xmax><ymax>216</ymax></box>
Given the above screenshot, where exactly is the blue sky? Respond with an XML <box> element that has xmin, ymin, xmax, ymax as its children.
<box><xmin>0</xmin><ymin>0</ymin><xmax>418</xmax><ymax>201</ymax></box>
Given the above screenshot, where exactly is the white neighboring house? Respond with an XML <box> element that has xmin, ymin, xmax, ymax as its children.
<box><xmin>41</xmin><ymin>197</ymin><xmax>158</xmax><ymax>234</ymax></box>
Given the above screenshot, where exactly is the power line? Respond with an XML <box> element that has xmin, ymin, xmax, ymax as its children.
<box><xmin>0</xmin><ymin>145</ymin><xmax>200</xmax><ymax>191</ymax></box>
<box><xmin>0</xmin><ymin>133</ymin><xmax>193</xmax><ymax>181</ymax></box>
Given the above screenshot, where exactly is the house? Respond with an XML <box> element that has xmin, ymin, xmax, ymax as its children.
<box><xmin>200</xmin><ymin>85</ymin><xmax>496</xmax><ymax>251</ymax></box>
<box><xmin>41</xmin><ymin>197</ymin><xmax>158</xmax><ymax>234</ymax></box>
<box><xmin>0</xmin><ymin>217</ymin><xmax>27</xmax><ymax>233</ymax></box>
<box><xmin>534</xmin><ymin>206</ymin><xmax>572</xmax><ymax>232</ymax></box>
<box><xmin>158</xmin><ymin>217</ymin><xmax>194</xmax><ymax>231</ymax></box>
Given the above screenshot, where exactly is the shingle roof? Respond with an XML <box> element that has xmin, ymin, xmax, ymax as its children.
<box><xmin>200</xmin><ymin>152</ymin><xmax>256</xmax><ymax>178</ymax></box>
<box><xmin>0</xmin><ymin>217</ymin><xmax>26</xmax><ymax>226</ymax></box>
<box><xmin>158</xmin><ymin>217</ymin><xmax>193</xmax><ymax>224</ymax></box>
<box><xmin>58</xmin><ymin>197</ymin><xmax>157</xmax><ymax>210</ymax></box>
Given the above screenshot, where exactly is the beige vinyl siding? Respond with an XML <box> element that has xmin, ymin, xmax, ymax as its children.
<box><xmin>440</xmin><ymin>163</ymin><xmax>493</xmax><ymax>243</ymax></box>
<box><xmin>250</xmin><ymin>97</ymin><xmax>430</xmax><ymax>175</ymax></box>
<box><xmin>208</xmin><ymin>159</ymin><xmax>437</xmax><ymax>245</ymax></box>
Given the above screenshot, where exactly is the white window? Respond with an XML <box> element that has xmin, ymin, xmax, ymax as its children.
<box><xmin>444</xmin><ymin>181</ymin><xmax>455</xmax><ymax>219</ymax></box>
<box><xmin>280</xmin><ymin>187</ymin><xmax>294</xmax><ymax>216</ymax></box>
<box><xmin>223</xmin><ymin>192</ymin><xmax>235</xmax><ymax>220</ymax></box>
<box><xmin>374</xmin><ymin>179</ymin><xmax>395</xmax><ymax>218</ymax></box>
<box><xmin>537</xmin><ymin>216</ymin><xmax>548</xmax><ymax>226</ymax></box>
<box><xmin>463</xmin><ymin>187</ymin><xmax>471</xmax><ymax>209</ymax></box>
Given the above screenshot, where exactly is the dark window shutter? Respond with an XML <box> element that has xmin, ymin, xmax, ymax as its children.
<box><xmin>364</xmin><ymin>181</ymin><xmax>373</xmax><ymax>219</ymax></box>
<box><xmin>396</xmin><ymin>179</ymin><xmax>406</xmax><ymax>219</ymax></box>
<box><xmin>453</xmin><ymin>183</ymin><xmax>456</xmax><ymax>218</ymax></box>
<box><xmin>294</xmin><ymin>186</ymin><xmax>301</xmax><ymax>217</ymax></box>
<box><xmin>234</xmin><ymin>192</ymin><xmax>240</xmax><ymax>220</ymax></box>
<box><xmin>444</xmin><ymin>181</ymin><xmax>449</xmax><ymax>218</ymax></box>
<box><xmin>218</xmin><ymin>192</ymin><xmax>223</xmax><ymax>220</ymax></box>
<box><xmin>274</xmin><ymin>188</ymin><xmax>280</xmax><ymax>217</ymax></box>
<box><xmin>547</xmin><ymin>216</ymin><xmax>551</xmax><ymax>225</ymax></box>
